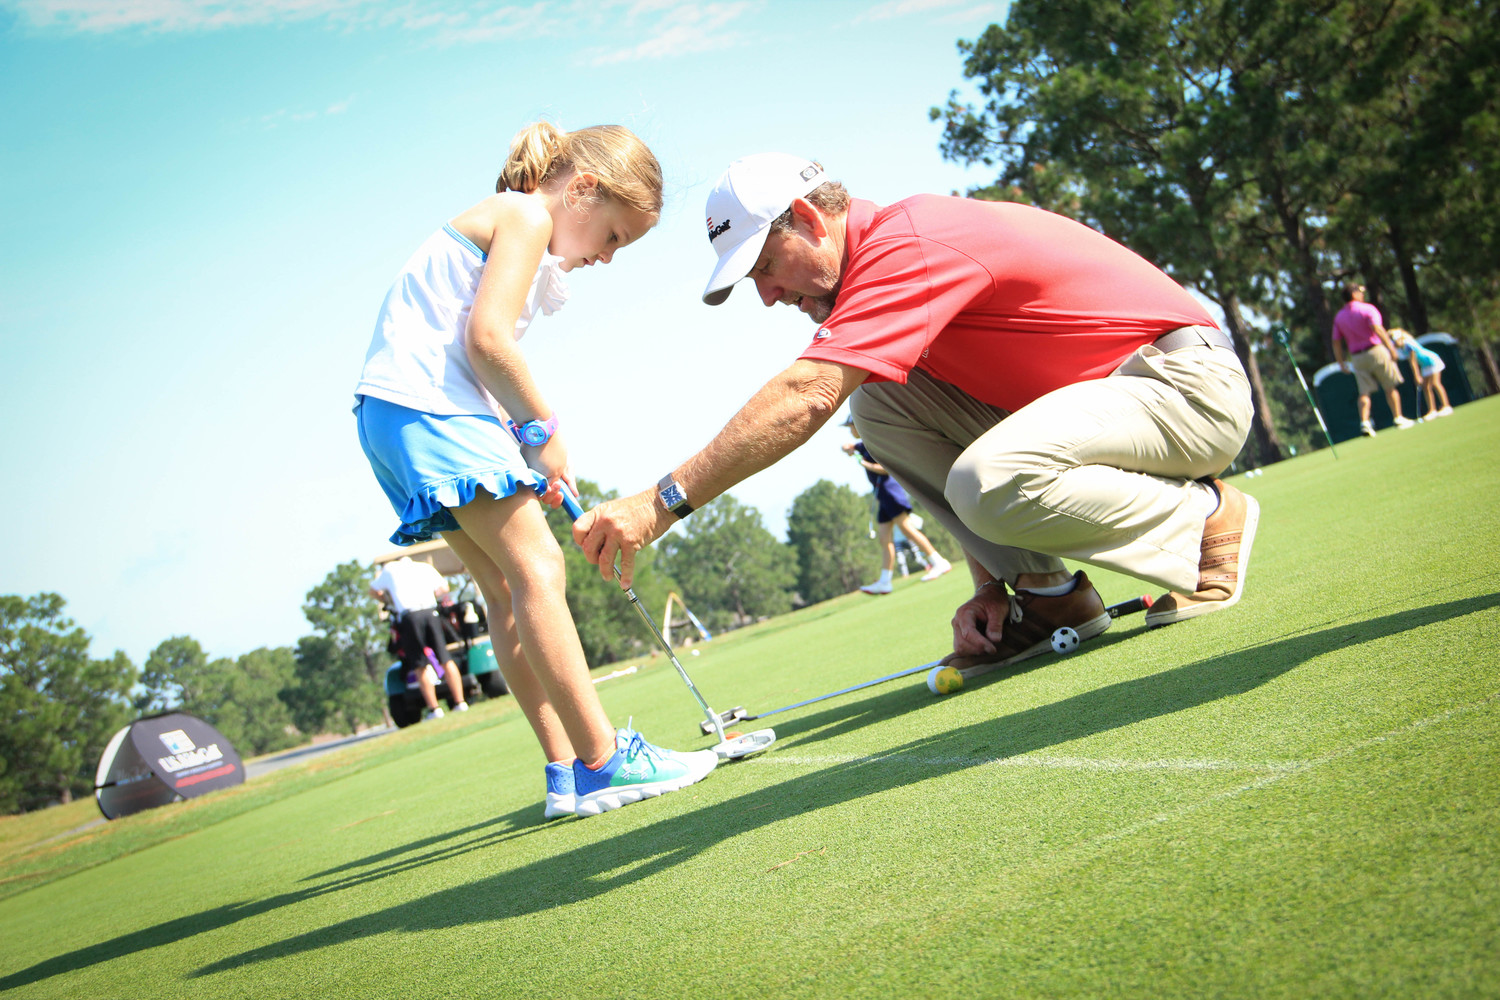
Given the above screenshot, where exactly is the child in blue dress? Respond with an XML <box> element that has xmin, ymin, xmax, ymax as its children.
<box><xmin>355</xmin><ymin>122</ymin><xmax>717</xmax><ymax>818</ymax></box>
<box><xmin>1389</xmin><ymin>329</ymin><xmax>1454</xmax><ymax>420</ymax></box>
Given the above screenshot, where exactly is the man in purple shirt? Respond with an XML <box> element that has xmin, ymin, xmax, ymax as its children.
<box><xmin>1330</xmin><ymin>283</ymin><xmax>1412</xmax><ymax>435</ymax></box>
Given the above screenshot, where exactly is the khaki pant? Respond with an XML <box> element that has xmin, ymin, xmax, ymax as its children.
<box><xmin>849</xmin><ymin>341</ymin><xmax>1253</xmax><ymax>593</ymax></box>
<box><xmin>1348</xmin><ymin>344</ymin><xmax>1400</xmax><ymax>395</ymax></box>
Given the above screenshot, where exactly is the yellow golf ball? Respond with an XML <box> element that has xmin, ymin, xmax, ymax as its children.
<box><xmin>927</xmin><ymin>665</ymin><xmax>964</xmax><ymax>695</ymax></box>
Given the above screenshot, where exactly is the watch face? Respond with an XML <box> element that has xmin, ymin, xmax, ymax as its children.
<box><xmin>521</xmin><ymin>423</ymin><xmax>549</xmax><ymax>446</ymax></box>
<box><xmin>661</xmin><ymin>483</ymin><xmax>687</xmax><ymax>509</ymax></box>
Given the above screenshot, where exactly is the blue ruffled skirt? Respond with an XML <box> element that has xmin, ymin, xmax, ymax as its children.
<box><xmin>355</xmin><ymin>395</ymin><xmax>547</xmax><ymax>545</ymax></box>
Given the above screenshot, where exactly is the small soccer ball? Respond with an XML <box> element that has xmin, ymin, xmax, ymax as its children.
<box><xmin>927</xmin><ymin>665</ymin><xmax>964</xmax><ymax>695</ymax></box>
<box><xmin>1051</xmin><ymin>627</ymin><xmax>1081</xmax><ymax>654</ymax></box>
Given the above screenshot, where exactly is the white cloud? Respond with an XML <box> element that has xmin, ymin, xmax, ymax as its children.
<box><xmin>2</xmin><ymin>0</ymin><xmax>768</xmax><ymax>63</ymax></box>
<box><xmin>4</xmin><ymin>0</ymin><xmax>376</xmax><ymax>33</ymax></box>
<box><xmin>253</xmin><ymin>94</ymin><xmax>352</xmax><ymax>129</ymax></box>
<box><xmin>0</xmin><ymin>0</ymin><xmax>761</xmax><ymax>59</ymax></box>
<box><xmin>853</xmin><ymin>0</ymin><xmax>963</xmax><ymax>23</ymax></box>
<box><xmin>936</xmin><ymin>2</ymin><xmax>1002</xmax><ymax>24</ymax></box>
<box><xmin>585</xmin><ymin>0</ymin><xmax>756</xmax><ymax>66</ymax></box>
<box><xmin>422</xmin><ymin>2</ymin><xmax>562</xmax><ymax>46</ymax></box>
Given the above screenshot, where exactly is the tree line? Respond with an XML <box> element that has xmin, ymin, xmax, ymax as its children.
<box><xmin>0</xmin><ymin>581</ymin><xmax>390</xmax><ymax>813</ymax></box>
<box><xmin>930</xmin><ymin>0</ymin><xmax>1497</xmax><ymax>463</ymax></box>
<box><xmin>1</xmin><ymin>476</ymin><xmax>928</xmax><ymax>814</ymax></box>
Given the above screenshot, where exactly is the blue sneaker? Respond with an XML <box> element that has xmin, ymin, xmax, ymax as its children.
<box><xmin>572</xmin><ymin>730</ymin><xmax>718</xmax><ymax>817</ymax></box>
<box><xmin>544</xmin><ymin>762</ymin><xmax>576</xmax><ymax>819</ymax></box>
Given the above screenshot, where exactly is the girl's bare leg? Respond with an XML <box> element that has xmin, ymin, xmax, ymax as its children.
<box><xmin>446</xmin><ymin>490</ymin><xmax>614</xmax><ymax>767</ymax></box>
<box><xmin>1431</xmin><ymin>373</ymin><xmax>1452</xmax><ymax>411</ymax></box>
<box><xmin>442</xmin><ymin>530</ymin><xmax>577</xmax><ymax>763</ymax></box>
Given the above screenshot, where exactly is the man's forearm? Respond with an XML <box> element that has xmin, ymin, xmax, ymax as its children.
<box><xmin>674</xmin><ymin>359</ymin><xmax>865</xmax><ymax>507</ymax></box>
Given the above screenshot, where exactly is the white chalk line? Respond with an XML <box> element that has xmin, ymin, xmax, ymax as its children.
<box><xmin>758</xmin><ymin>753</ymin><xmax>1304</xmax><ymax>773</ymax></box>
<box><xmin>1087</xmin><ymin>691</ymin><xmax>1500</xmax><ymax>847</ymax></box>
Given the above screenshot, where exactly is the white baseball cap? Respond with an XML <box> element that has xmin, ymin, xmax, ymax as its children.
<box><xmin>701</xmin><ymin>153</ymin><xmax>827</xmax><ymax>305</ymax></box>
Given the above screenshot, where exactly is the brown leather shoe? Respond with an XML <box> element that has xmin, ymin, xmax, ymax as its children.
<box><xmin>1146</xmin><ymin>479</ymin><xmax>1260</xmax><ymax>627</ymax></box>
<box><xmin>943</xmin><ymin>571</ymin><xmax>1112</xmax><ymax>681</ymax></box>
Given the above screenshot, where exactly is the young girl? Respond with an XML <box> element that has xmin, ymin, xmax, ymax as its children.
<box><xmin>1389</xmin><ymin>329</ymin><xmax>1454</xmax><ymax>420</ymax></box>
<box><xmin>354</xmin><ymin>122</ymin><xmax>717</xmax><ymax>818</ymax></box>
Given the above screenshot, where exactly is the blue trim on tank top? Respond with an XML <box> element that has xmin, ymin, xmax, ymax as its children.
<box><xmin>443</xmin><ymin>223</ymin><xmax>486</xmax><ymax>261</ymax></box>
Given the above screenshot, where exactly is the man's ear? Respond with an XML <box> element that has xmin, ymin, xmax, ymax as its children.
<box><xmin>789</xmin><ymin>197</ymin><xmax>828</xmax><ymax>239</ymax></box>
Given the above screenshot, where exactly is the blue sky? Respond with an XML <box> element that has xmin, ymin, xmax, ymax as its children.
<box><xmin>0</xmin><ymin>0</ymin><xmax>1009</xmax><ymax>665</ymax></box>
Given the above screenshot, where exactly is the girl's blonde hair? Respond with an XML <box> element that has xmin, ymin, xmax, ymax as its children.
<box><xmin>496</xmin><ymin>122</ymin><xmax>663</xmax><ymax>217</ymax></box>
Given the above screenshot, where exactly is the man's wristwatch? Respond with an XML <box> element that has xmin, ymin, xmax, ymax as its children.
<box><xmin>505</xmin><ymin>413</ymin><xmax>558</xmax><ymax>447</ymax></box>
<box><xmin>657</xmin><ymin>474</ymin><xmax>694</xmax><ymax>519</ymax></box>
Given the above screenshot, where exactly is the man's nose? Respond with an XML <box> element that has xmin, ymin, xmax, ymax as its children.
<box><xmin>754</xmin><ymin>275</ymin><xmax>779</xmax><ymax>307</ymax></box>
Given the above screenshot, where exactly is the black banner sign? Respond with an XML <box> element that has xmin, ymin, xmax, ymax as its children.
<box><xmin>95</xmin><ymin>712</ymin><xmax>245</xmax><ymax>820</ymax></box>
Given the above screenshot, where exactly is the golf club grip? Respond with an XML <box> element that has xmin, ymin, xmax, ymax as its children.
<box><xmin>561</xmin><ymin>488</ymin><xmax>584</xmax><ymax>522</ymax></box>
<box><xmin>1106</xmin><ymin>595</ymin><xmax>1154</xmax><ymax>618</ymax></box>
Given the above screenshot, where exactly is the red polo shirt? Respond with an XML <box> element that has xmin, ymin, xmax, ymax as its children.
<box><xmin>798</xmin><ymin>196</ymin><xmax>1217</xmax><ymax>411</ymax></box>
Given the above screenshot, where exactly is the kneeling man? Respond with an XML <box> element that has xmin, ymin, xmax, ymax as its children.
<box><xmin>576</xmin><ymin>154</ymin><xmax>1258</xmax><ymax>664</ymax></box>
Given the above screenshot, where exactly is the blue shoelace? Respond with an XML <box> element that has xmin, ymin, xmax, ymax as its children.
<box><xmin>622</xmin><ymin>731</ymin><xmax>665</xmax><ymax>765</ymax></box>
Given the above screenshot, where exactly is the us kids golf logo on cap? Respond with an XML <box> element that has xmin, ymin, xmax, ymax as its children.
<box><xmin>707</xmin><ymin>216</ymin><xmax>731</xmax><ymax>242</ymax></box>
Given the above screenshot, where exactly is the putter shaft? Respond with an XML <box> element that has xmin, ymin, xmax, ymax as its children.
<box><xmin>745</xmin><ymin>594</ymin><xmax>1155</xmax><ymax>720</ymax></box>
<box><xmin>560</xmin><ymin>487</ymin><xmax>728</xmax><ymax>744</ymax></box>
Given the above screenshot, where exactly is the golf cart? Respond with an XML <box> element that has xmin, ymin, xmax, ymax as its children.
<box><xmin>372</xmin><ymin>540</ymin><xmax>509</xmax><ymax>728</ymax></box>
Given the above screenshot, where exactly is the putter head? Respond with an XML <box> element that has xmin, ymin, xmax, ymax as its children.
<box><xmin>713</xmin><ymin>728</ymin><xmax>776</xmax><ymax>760</ymax></box>
<box><xmin>699</xmin><ymin>706</ymin><xmax>749</xmax><ymax>735</ymax></box>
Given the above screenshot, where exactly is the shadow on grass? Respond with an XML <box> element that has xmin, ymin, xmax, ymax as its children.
<box><xmin>4</xmin><ymin>593</ymin><xmax>1493</xmax><ymax>989</ymax></box>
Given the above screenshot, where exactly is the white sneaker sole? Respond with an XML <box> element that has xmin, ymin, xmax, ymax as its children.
<box><xmin>573</xmin><ymin>752</ymin><xmax>717</xmax><ymax>817</ymax></box>
<box><xmin>544</xmin><ymin>793</ymin><xmax>575</xmax><ymax>819</ymax></box>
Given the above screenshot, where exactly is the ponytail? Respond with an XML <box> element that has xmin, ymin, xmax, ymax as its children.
<box><xmin>496</xmin><ymin>121</ymin><xmax>568</xmax><ymax>194</ymax></box>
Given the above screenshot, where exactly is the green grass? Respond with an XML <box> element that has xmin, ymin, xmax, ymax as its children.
<box><xmin>3</xmin><ymin>398</ymin><xmax>1498</xmax><ymax>999</ymax></box>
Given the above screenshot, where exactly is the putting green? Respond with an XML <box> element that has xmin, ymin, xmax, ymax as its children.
<box><xmin>2</xmin><ymin>397</ymin><xmax>1497</xmax><ymax>999</ymax></box>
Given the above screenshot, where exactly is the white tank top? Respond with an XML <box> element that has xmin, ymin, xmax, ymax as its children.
<box><xmin>355</xmin><ymin>223</ymin><xmax>570</xmax><ymax>417</ymax></box>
